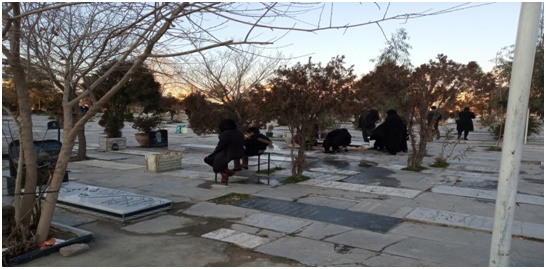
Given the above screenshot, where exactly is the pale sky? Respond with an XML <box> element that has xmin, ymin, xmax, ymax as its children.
<box><xmin>261</xmin><ymin>2</ymin><xmax>525</xmax><ymax>76</ymax></box>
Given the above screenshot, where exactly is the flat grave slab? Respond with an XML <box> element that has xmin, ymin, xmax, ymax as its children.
<box><xmin>202</xmin><ymin>228</ymin><xmax>270</xmax><ymax>249</ymax></box>
<box><xmin>233</xmin><ymin>196</ymin><xmax>401</xmax><ymax>233</ymax></box>
<box><xmin>431</xmin><ymin>185</ymin><xmax>544</xmax><ymax>206</ymax></box>
<box><xmin>56</xmin><ymin>182</ymin><xmax>172</xmax><ymax>222</ymax></box>
<box><xmin>406</xmin><ymin>207</ymin><xmax>543</xmax><ymax>240</ymax></box>
<box><xmin>300</xmin><ymin>179</ymin><xmax>422</xmax><ymax>199</ymax></box>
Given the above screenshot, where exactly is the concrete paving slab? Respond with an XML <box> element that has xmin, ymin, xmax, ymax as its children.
<box><xmin>363</xmin><ymin>253</ymin><xmax>441</xmax><ymax>267</ymax></box>
<box><xmin>255</xmin><ymin>236</ymin><xmax>375</xmax><ymax>266</ymax></box>
<box><xmin>309</xmin><ymin>167</ymin><xmax>359</xmax><ymax>176</ymax></box>
<box><xmin>348</xmin><ymin>196</ymin><xmax>412</xmax><ymax>217</ymax></box>
<box><xmin>432</xmin><ymin>185</ymin><xmax>544</xmax><ymax>205</ymax></box>
<box><xmin>202</xmin><ymin>228</ymin><xmax>270</xmax><ymax>249</ymax></box>
<box><xmin>329</xmin><ymin>246</ymin><xmax>381</xmax><ymax>266</ymax></box>
<box><xmin>229</xmin><ymin>223</ymin><xmax>260</xmax><ymax>234</ymax></box>
<box><xmin>390</xmin><ymin>221</ymin><xmax>543</xmax><ymax>265</ymax></box>
<box><xmin>162</xmin><ymin>169</ymin><xmax>217</xmax><ymax>181</ymax></box>
<box><xmin>86</xmin><ymin>152</ymin><xmax>128</xmax><ymax>160</ymax></box>
<box><xmin>121</xmin><ymin>215</ymin><xmax>192</xmax><ymax>234</ymax></box>
<box><xmin>296</xmin><ymin>222</ymin><xmax>353</xmax><ymax>240</ymax></box>
<box><xmin>51</xmin><ymin>207</ymin><xmax>98</xmax><ymax>227</ymax></box>
<box><xmin>465</xmin><ymin>165</ymin><xmax>502</xmax><ymax>173</ymax></box>
<box><xmin>253</xmin><ymin>185</ymin><xmax>316</xmax><ymax>201</ymax></box>
<box><xmin>117</xmin><ymin>149</ymin><xmax>162</xmax><ymax>156</ymax></box>
<box><xmin>325</xmin><ymin>228</ymin><xmax>408</xmax><ymax>253</ymax></box>
<box><xmin>390</xmin><ymin>222</ymin><xmax>493</xmax><ymax>248</ymax></box>
<box><xmin>298</xmin><ymin>195</ymin><xmax>358</xmax><ymax>210</ymax></box>
<box><xmin>274</xmin><ymin>169</ymin><xmax>347</xmax><ymax>181</ymax></box>
<box><xmin>182</xmin><ymin>202</ymin><xmax>257</xmax><ymax>219</ymax></box>
<box><xmin>299</xmin><ymin>179</ymin><xmax>422</xmax><ymax>198</ymax></box>
<box><xmin>243</xmin><ymin>226</ymin><xmax>286</xmax><ymax>241</ymax></box>
<box><xmin>384</xmin><ymin>237</ymin><xmax>489</xmax><ymax>266</ymax></box>
<box><xmin>406</xmin><ymin>191</ymin><xmax>542</xmax><ymax>224</ymax></box>
<box><xmin>236</xmin><ymin>213</ymin><xmax>311</xmax><ymax>234</ymax></box>
<box><xmin>406</xmin><ymin>207</ymin><xmax>543</xmax><ymax>240</ymax></box>
<box><xmin>384</xmin><ymin>164</ymin><xmax>406</xmax><ymax>170</ymax></box>
<box><xmin>76</xmin><ymin>159</ymin><xmax>144</xmax><ymax>170</ymax></box>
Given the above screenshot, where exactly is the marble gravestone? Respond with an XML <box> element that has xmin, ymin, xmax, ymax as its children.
<box><xmin>56</xmin><ymin>182</ymin><xmax>172</xmax><ymax>222</ymax></box>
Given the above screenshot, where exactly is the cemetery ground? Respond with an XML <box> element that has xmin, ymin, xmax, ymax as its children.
<box><xmin>2</xmin><ymin>114</ymin><xmax>544</xmax><ymax>266</ymax></box>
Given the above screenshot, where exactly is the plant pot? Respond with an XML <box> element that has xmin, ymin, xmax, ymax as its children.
<box><xmin>134</xmin><ymin>133</ymin><xmax>149</xmax><ymax>147</ymax></box>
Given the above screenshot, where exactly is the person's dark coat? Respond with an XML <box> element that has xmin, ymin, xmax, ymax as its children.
<box><xmin>399</xmin><ymin>123</ymin><xmax>408</xmax><ymax>152</ymax></box>
<box><xmin>371</xmin><ymin>124</ymin><xmax>386</xmax><ymax>150</ymax></box>
<box><xmin>244</xmin><ymin>133</ymin><xmax>271</xmax><ymax>156</ymax></box>
<box><xmin>204</xmin><ymin>119</ymin><xmax>245</xmax><ymax>173</ymax></box>
<box><xmin>359</xmin><ymin>109</ymin><xmax>380</xmax><ymax>129</ymax></box>
<box><xmin>457</xmin><ymin>109</ymin><xmax>476</xmax><ymax>132</ymax></box>
<box><xmin>378</xmin><ymin>110</ymin><xmax>405</xmax><ymax>154</ymax></box>
<box><xmin>323</xmin><ymin>128</ymin><xmax>352</xmax><ymax>152</ymax></box>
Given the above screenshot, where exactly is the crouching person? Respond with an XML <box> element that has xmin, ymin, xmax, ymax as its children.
<box><xmin>323</xmin><ymin>128</ymin><xmax>352</xmax><ymax>153</ymax></box>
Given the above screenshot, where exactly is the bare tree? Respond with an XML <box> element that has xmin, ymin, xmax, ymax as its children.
<box><xmin>2</xmin><ymin>1</ymin><xmax>496</xmax><ymax>248</ymax></box>
<box><xmin>177</xmin><ymin>46</ymin><xmax>286</xmax><ymax>125</ymax></box>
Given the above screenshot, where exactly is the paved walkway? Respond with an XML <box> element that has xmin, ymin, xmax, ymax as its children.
<box><xmin>2</xmin><ymin>115</ymin><xmax>544</xmax><ymax>266</ymax></box>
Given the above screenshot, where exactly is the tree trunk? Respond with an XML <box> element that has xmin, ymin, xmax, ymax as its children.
<box><xmin>74</xmin><ymin>110</ymin><xmax>87</xmax><ymax>161</ymax></box>
<box><xmin>76</xmin><ymin>127</ymin><xmax>87</xmax><ymax>160</ymax></box>
<box><xmin>295</xmin><ymin>134</ymin><xmax>307</xmax><ymax>176</ymax></box>
<box><xmin>8</xmin><ymin>3</ymin><xmax>39</xmax><ymax>229</ymax></box>
<box><xmin>407</xmin><ymin>126</ymin><xmax>428</xmax><ymax>168</ymax></box>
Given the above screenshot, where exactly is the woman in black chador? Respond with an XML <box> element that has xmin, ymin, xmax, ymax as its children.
<box><xmin>456</xmin><ymin>107</ymin><xmax>476</xmax><ymax>140</ymax></box>
<box><xmin>372</xmin><ymin>109</ymin><xmax>406</xmax><ymax>155</ymax></box>
<box><xmin>204</xmin><ymin>119</ymin><xmax>245</xmax><ymax>183</ymax></box>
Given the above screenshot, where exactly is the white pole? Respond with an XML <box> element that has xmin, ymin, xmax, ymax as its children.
<box><xmin>523</xmin><ymin>109</ymin><xmax>531</xmax><ymax>145</ymax></box>
<box><xmin>489</xmin><ymin>2</ymin><xmax>542</xmax><ymax>267</ymax></box>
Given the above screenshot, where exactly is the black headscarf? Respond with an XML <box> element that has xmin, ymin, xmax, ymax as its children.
<box><xmin>219</xmin><ymin>119</ymin><xmax>237</xmax><ymax>132</ymax></box>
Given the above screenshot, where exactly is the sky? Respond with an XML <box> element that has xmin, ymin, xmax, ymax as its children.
<box><xmin>256</xmin><ymin>2</ymin><xmax>525</xmax><ymax>76</ymax></box>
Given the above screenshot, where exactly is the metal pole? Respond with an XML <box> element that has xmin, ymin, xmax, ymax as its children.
<box><xmin>489</xmin><ymin>2</ymin><xmax>541</xmax><ymax>266</ymax></box>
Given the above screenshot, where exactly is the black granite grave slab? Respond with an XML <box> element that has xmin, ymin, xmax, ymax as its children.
<box><xmin>233</xmin><ymin>196</ymin><xmax>400</xmax><ymax>233</ymax></box>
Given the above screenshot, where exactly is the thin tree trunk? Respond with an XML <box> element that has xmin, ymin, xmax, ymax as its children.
<box><xmin>9</xmin><ymin>3</ymin><xmax>39</xmax><ymax>228</ymax></box>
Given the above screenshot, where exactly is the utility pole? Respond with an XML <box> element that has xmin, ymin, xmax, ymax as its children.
<box><xmin>489</xmin><ymin>2</ymin><xmax>542</xmax><ymax>266</ymax></box>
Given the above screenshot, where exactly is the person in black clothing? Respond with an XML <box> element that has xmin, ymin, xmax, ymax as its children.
<box><xmin>358</xmin><ymin>109</ymin><xmax>380</xmax><ymax>144</ymax></box>
<box><xmin>233</xmin><ymin>127</ymin><xmax>272</xmax><ymax>171</ymax></box>
<box><xmin>372</xmin><ymin>109</ymin><xmax>406</xmax><ymax>155</ymax></box>
<box><xmin>204</xmin><ymin>119</ymin><xmax>245</xmax><ymax>183</ymax></box>
<box><xmin>323</xmin><ymin>128</ymin><xmax>352</xmax><ymax>153</ymax></box>
<box><xmin>456</xmin><ymin>107</ymin><xmax>476</xmax><ymax>140</ymax></box>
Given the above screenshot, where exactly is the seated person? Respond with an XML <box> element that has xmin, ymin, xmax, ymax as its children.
<box><xmin>323</xmin><ymin>128</ymin><xmax>352</xmax><ymax>153</ymax></box>
<box><xmin>233</xmin><ymin>127</ymin><xmax>272</xmax><ymax>171</ymax></box>
<box><xmin>204</xmin><ymin>119</ymin><xmax>245</xmax><ymax>183</ymax></box>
